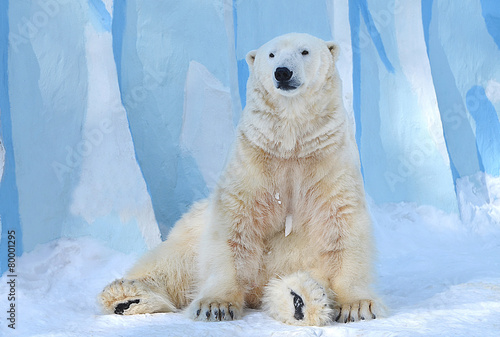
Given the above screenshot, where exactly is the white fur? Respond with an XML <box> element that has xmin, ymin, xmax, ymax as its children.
<box><xmin>99</xmin><ymin>33</ymin><xmax>385</xmax><ymax>326</ymax></box>
<box><xmin>263</xmin><ymin>271</ymin><xmax>334</xmax><ymax>326</ymax></box>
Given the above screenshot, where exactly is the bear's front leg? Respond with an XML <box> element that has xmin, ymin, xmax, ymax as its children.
<box><xmin>186</xmin><ymin>229</ymin><xmax>246</xmax><ymax>322</ymax></box>
<box><xmin>327</xmin><ymin>207</ymin><xmax>386</xmax><ymax>323</ymax></box>
<box><xmin>187</xmin><ymin>187</ymin><xmax>269</xmax><ymax>322</ymax></box>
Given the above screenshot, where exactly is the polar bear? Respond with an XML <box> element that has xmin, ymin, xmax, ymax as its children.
<box><xmin>99</xmin><ymin>33</ymin><xmax>384</xmax><ymax>326</ymax></box>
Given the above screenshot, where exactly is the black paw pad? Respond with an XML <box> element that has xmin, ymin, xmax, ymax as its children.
<box><xmin>114</xmin><ymin>299</ymin><xmax>140</xmax><ymax>315</ymax></box>
<box><xmin>290</xmin><ymin>291</ymin><xmax>304</xmax><ymax>320</ymax></box>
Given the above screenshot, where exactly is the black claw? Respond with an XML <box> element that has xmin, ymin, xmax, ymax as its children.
<box><xmin>360</xmin><ymin>316</ymin><xmax>366</xmax><ymax>320</ymax></box>
<box><xmin>350</xmin><ymin>316</ymin><xmax>355</xmax><ymax>322</ymax></box>
<box><xmin>221</xmin><ymin>309</ymin><xmax>225</xmax><ymax>320</ymax></box>
<box><xmin>196</xmin><ymin>309</ymin><xmax>201</xmax><ymax>317</ymax></box>
<box><xmin>372</xmin><ymin>313</ymin><xmax>377</xmax><ymax>319</ymax></box>
<box><xmin>114</xmin><ymin>299</ymin><xmax>140</xmax><ymax>315</ymax></box>
<box><xmin>229</xmin><ymin>309</ymin><xmax>234</xmax><ymax>320</ymax></box>
<box><xmin>290</xmin><ymin>291</ymin><xmax>305</xmax><ymax>320</ymax></box>
<box><xmin>214</xmin><ymin>309</ymin><xmax>219</xmax><ymax>320</ymax></box>
<box><xmin>206</xmin><ymin>310</ymin><xmax>211</xmax><ymax>319</ymax></box>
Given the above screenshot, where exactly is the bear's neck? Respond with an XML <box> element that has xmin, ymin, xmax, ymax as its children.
<box><xmin>239</xmin><ymin>83</ymin><xmax>347</xmax><ymax>159</ymax></box>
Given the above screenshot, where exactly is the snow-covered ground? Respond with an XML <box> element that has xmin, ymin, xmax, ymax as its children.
<box><xmin>1</xmin><ymin>196</ymin><xmax>499</xmax><ymax>337</ymax></box>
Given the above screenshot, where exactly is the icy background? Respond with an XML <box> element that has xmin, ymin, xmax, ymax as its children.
<box><xmin>0</xmin><ymin>0</ymin><xmax>499</xmax><ymax>335</ymax></box>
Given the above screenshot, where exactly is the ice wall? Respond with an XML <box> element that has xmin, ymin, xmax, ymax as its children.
<box><xmin>1</xmin><ymin>0</ymin><xmax>23</xmax><ymax>268</ymax></box>
<box><xmin>1</xmin><ymin>0</ymin><xmax>161</xmax><ymax>273</ymax></box>
<box><xmin>1</xmin><ymin>0</ymin><xmax>499</xmax><ymax>272</ymax></box>
<box><xmin>349</xmin><ymin>0</ymin><xmax>458</xmax><ymax>212</ymax></box>
<box><xmin>111</xmin><ymin>0</ymin><xmax>236</xmax><ymax>236</ymax></box>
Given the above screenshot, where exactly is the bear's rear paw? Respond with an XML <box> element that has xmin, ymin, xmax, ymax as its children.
<box><xmin>263</xmin><ymin>271</ymin><xmax>334</xmax><ymax>326</ymax></box>
<box><xmin>187</xmin><ymin>298</ymin><xmax>243</xmax><ymax>322</ymax></box>
<box><xmin>334</xmin><ymin>299</ymin><xmax>385</xmax><ymax>323</ymax></box>
<box><xmin>114</xmin><ymin>299</ymin><xmax>141</xmax><ymax>315</ymax></box>
<box><xmin>99</xmin><ymin>278</ymin><xmax>176</xmax><ymax>315</ymax></box>
<box><xmin>99</xmin><ymin>279</ymin><xmax>144</xmax><ymax>315</ymax></box>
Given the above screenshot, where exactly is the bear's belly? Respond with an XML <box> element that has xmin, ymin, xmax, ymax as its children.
<box><xmin>263</xmin><ymin>222</ymin><xmax>328</xmax><ymax>273</ymax></box>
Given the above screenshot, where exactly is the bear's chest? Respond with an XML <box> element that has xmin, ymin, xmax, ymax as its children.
<box><xmin>259</xmin><ymin>157</ymin><xmax>323</xmax><ymax>236</ymax></box>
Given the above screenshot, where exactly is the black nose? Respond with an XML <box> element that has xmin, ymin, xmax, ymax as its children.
<box><xmin>275</xmin><ymin>67</ymin><xmax>293</xmax><ymax>82</ymax></box>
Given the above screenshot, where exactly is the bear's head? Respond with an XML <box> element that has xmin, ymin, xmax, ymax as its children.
<box><xmin>246</xmin><ymin>33</ymin><xmax>339</xmax><ymax>98</ymax></box>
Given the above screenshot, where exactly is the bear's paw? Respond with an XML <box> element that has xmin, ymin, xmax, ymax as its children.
<box><xmin>334</xmin><ymin>299</ymin><xmax>386</xmax><ymax>323</ymax></box>
<box><xmin>99</xmin><ymin>278</ymin><xmax>176</xmax><ymax>315</ymax></box>
<box><xmin>187</xmin><ymin>298</ymin><xmax>243</xmax><ymax>322</ymax></box>
<box><xmin>262</xmin><ymin>272</ymin><xmax>334</xmax><ymax>326</ymax></box>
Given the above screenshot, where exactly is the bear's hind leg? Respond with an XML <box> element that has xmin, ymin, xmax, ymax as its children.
<box><xmin>262</xmin><ymin>271</ymin><xmax>335</xmax><ymax>326</ymax></box>
<box><xmin>99</xmin><ymin>278</ymin><xmax>177</xmax><ymax>315</ymax></box>
<box><xmin>99</xmin><ymin>201</ymin><xmax>207</xmax><ymax>316</ymax></box>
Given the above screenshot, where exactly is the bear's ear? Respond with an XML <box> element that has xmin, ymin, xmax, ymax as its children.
<box><xmin>326</xmin><ymin>42</ymin><xmax>339</xmax><ymax>62</ymax></box>
<box><xmin>246</xmin><ymin>50</ymin><xmax>257</xmax><ymax>69</ymax></box>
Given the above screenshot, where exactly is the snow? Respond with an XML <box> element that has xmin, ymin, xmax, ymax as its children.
<box><xmin>457</xmin><ymin>173</ymin><xmax>500</xmax><ymax>235</ymax></box>
<box><xmin>2</xmin><ymin>200</ymin><xmax>499</xmax><ymax>337</ymax></box>
<box><xmin>2</xmin><ymin>0</ymin><xmax>500</xmax><ymax>267</ymax></box>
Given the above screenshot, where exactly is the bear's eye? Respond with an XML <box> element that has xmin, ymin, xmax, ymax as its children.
<box><xmin>269</xmin><ymin>53</ymin><xmax>275</xmax><ymax>58</ymax></box>
<box><xmin>301</xmin><ymin>50</ymin><xmax>309</xmax><ymax>56</ymax></box>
